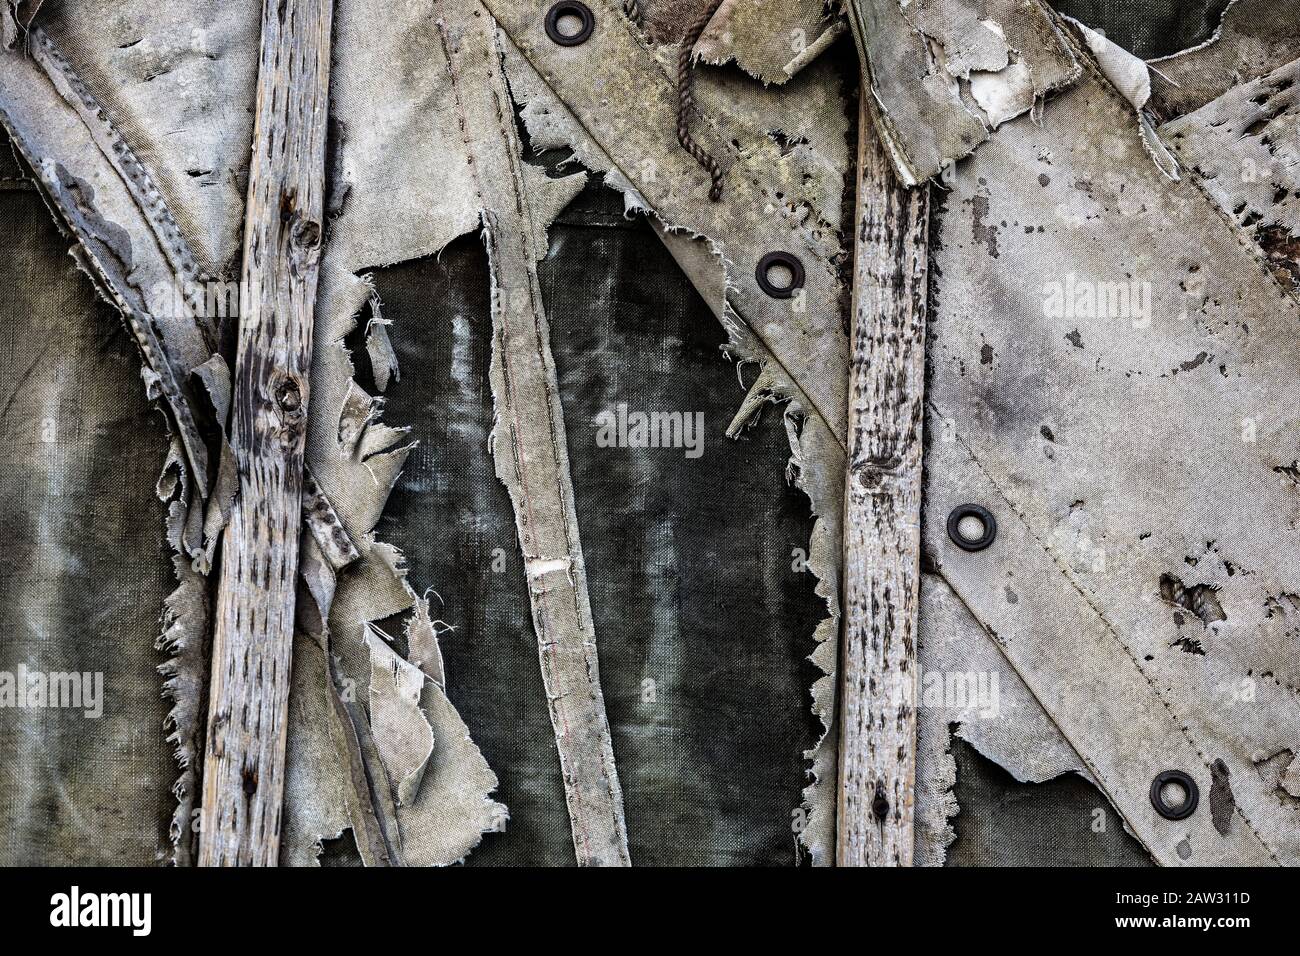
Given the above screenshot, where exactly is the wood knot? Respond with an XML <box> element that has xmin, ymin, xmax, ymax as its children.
<box><xmin>269</xmin><ymin>370</ymin><xmax>308</xmax><ymax>442</ymax></box>
<box><xmin>275</xmin><ymin>376</ymin><xmax>302</xmax><ymax>413</ymax></box>
<box><xmin>281</xmin><ymin>188</ymin><xmax>322</xmax><ymax>275</ymax></box>
<box><xmin>287</xmin><ymin>218</ymin><xmax>322</xmax><ymax>277</ymax></box>
<box><xmin>871</xmin><ymin>780</ymin><xmax>890</xmax><ymax>822</ymax></box>
<box><xmin>850</xmin><ymin>453</ymin><xmax>905</xmax><ymax>495</ymax></box>
<box><xmin>290</xmin><ymin>217</ymin><xmax>321</xmax><ymax>251</ymax></box>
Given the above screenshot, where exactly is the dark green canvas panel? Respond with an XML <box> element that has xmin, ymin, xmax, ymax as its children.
<box><xmin>1052</xmin><ymin>0</ymin><xmax>1233</xmax><ymax>58</ymax></box>
<box><xmin>946</xmin><ymin>740</ymin><xmax>1154</xmax><ymax>867</ymax></box>
<box><xmin>367</xmin><ymin>180</ymin><xmax>823</xmax><ymax>865</ymax></box>
<box><xmin>0</xmin><ymin>137</ymin><xmax>174</xmax><ymax>865</ymax></box>
<box><xmin>542</xmin><ymin>185</ymin><xmax>825</xmax><ymax>866</ymax></box>
<box><xmin>366</xmin><ymin>234</ymin><xmax>575</xmax><ymax>867</ymax></box>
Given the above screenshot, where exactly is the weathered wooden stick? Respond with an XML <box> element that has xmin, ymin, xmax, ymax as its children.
<box><xmin>434</xmin><ymin>13</ymin><xmax>631</xmax><ymax>865</ymax></box>
<box><xmin>836</xmin><ymin>92</ymin><xmax>929</xmax><ymax>866</ymax></box>
<box><xmin>199</xmin><ymin>0</ymin><xmax>333</xmax><ymax>866</ymax></box>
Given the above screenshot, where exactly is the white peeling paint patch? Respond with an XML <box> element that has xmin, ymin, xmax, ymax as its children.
<box><xmin>969</xmin><ymin>61</ymin><xmax>1034</xmax><ymax>129</ymax></box>
<box><xmin>525</xmin><ymin>556</ymin><xmax>572</xmax><ymax>579</ymax></box>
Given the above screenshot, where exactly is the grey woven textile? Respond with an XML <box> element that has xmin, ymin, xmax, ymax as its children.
<box><xmin>0</xmin><ymin>160</ymin><xmax>174</xmax><ymax>864</ymax></box>
<box><xmin>0</xmin><ymin>0</ymin><xmax>1284</xmax><ymax>867</ymax></box>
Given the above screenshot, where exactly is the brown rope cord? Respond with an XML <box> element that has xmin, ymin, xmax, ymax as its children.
<box><xmin>677</xmin><ymin>0</ymin><xmax>726</xmax><ymax>201</ymax></box>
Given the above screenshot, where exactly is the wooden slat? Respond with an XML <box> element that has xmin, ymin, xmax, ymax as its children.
<box><xmin>836</xmin><ymin>93</ymin><xmax>929</xmax><ymax>866</ymax></box>
<box><xmin>198</xmin><ymin>0</ymin><xmax>334</xmax><ymax>866</ymax></box>
<box><xmin>434</xmin><ymin>13</ymin><xmax>631</xmax><ymax>864</ymax></box>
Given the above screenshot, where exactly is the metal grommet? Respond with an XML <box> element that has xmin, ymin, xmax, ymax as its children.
<box><xmin>946</xmin><ymin>503</ymin><xmax>997</xmax><ymax>552</ymax></box>
<box><xmin>545</xmin><ymin>1</ymin><xmax>595</xmax><ymax>46</ymax></box>
<box><xmin>756</xmin><ymin>251</ymin><xmax>805</xmax><ymax>299</ymax></box>
<box><xmin>1150</xmin><ymin>770</ymin><xmax>1199</xmax><ymax>820</ymax></box>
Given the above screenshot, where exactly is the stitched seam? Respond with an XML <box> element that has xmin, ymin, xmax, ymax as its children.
<box><xmin>937</xmin><ymin>401</ymin><xmax>1282</xmax><ymax>863</ymax></box>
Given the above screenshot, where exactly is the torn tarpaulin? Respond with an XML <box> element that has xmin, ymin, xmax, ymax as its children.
<box><xmin>844</xmin><ymin>0</ymin><xmax>1081</xmax><ymax>185</ymax></box>
<box><xmin>0</xmin><ymin>18</ymin><xmax>256</xmax><ymax>865</ymax></box>
<box><xmin>7</xmin><ymin>0</ymin><xmax>1300</xmax><ymax>871</ymax></box>
<box><xmin>435</xmin><ymin>1</ymin><xmax>630</xmax><ymax>865</ymax></box>
<box><xmin>923</xmin><ymin>55</ymin><xmax>1300</xmax><ymax>864</ymax></box>
<box><xmin>694</xmin><ymin>0</ymin><xmax>847</xmax><ymax>86</ymax></box>
<box><xmin>1160</xmin><ymin>56</ymin><xmax>1300</xmax><ymax>291</ymax></box>
<box><xmin>1147</xmin><ymin>0</ymin><xmax>1300</xmax><ymax>122</ymax></box>
<box><xmin>279</xmin><ymin>0</ymin><xmax>512</xmax><ymax>867</ymax></box>
<box><xmin>485</xmin><ymin>0</ymin><xmax>851</xmax><ymax>441</ymax></box>
<box><xmin>493</xmin><ymin>3</ymin><xmax>850</xmax><ymax>863</ymax></box>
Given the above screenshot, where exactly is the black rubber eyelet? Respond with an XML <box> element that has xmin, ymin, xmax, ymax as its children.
<box><xmin>545</xmin><ymin>1</ymin><xmax>595</xmax><ymax>46</ymax></box>
<box><xmin>756</xmin><ymin>251</ymin><xmax>805</xmax><ymax>299</ymax></box>
<box><xmin>1150</xmin><ymin>769</ymin><xmax>1199</xmax><ymax>820</ymax></box>
<box><xmin>946</xmin><ymin>504</ymin><xmax>997</xmax><ymax>552</ymax></box>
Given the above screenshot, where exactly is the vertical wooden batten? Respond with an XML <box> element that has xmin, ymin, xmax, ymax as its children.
<box><xmin>199</xmin><ymin>0</ymin><xmax>334</xmax><ymax>866</ymax></box>
<box><xmin>836</xmin><ymin>91</ymin><xmax>930</xmax><ymax>866</ymax></box>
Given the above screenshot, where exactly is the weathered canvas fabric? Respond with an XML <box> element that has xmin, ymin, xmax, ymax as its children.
<box><xmin>0</xmin><ymin>160</ymin><xmax>175</xmax><ymax>864</ymax></box>
<box><xmin>1</xmin><ymin>0</ymin><xmax>1297</xmax><ymax>867</ymax></box>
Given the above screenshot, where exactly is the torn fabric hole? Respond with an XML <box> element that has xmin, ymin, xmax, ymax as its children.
<box><xmin>437</xmin><ymin>2</ymin><xmax>630</xmax><ymax>865</ymax></box>
<box><xmin>280</xmin><ymin>0</ymin><xmax>511</xmax><ymax>866</ymax></box>
<box><xmin>493</xmin><ymin>3</ymin><xmax>852</xmax><ymax>862</ymax></box>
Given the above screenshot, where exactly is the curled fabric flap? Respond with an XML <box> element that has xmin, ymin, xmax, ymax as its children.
<box><xmin>1062</xmin><ymin>17</ymin><xmax>1179</xmax><ymax>180</ymax></box>
<box><xmin>843</xmin><ymin>0</ymin><xmax>1081</xmax><ymax>185</ymax></box>
<box><xmin>366</xmin><ymin>628</ymin><xmax>436</xmax><ymax>807</ymax></box>
<box><xmin>191</xmin><ymin>353</ymin><xmax>239</xmax><ymax>573</ymax></box>
<box><xmin>406</xmin><ymin>593</ymin><xmax>449</xmax><ymax>689</ymax></box>
<box><xmin>364</xmin><ymin>292</ymin><xmax>401</xmax><ymax>393</ymax></box>
<box><xmin>1069</xmin><ymin>20</ymin><xmax>1151</xmax><ymax>109</ymax></box>
<box><xmin>695</xmin><ymin>0</ymin><xmax>846</xmax><ymax>86</ymax></box>
<box><xmin>283</xmin><ymin>626</ymin><xmax>404</xmax><ymax>867</ymax></box>
<box><xmin>397</xmin><ymin>673</ymin><xmax>511</xmax><ymax>866</ymax></box>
